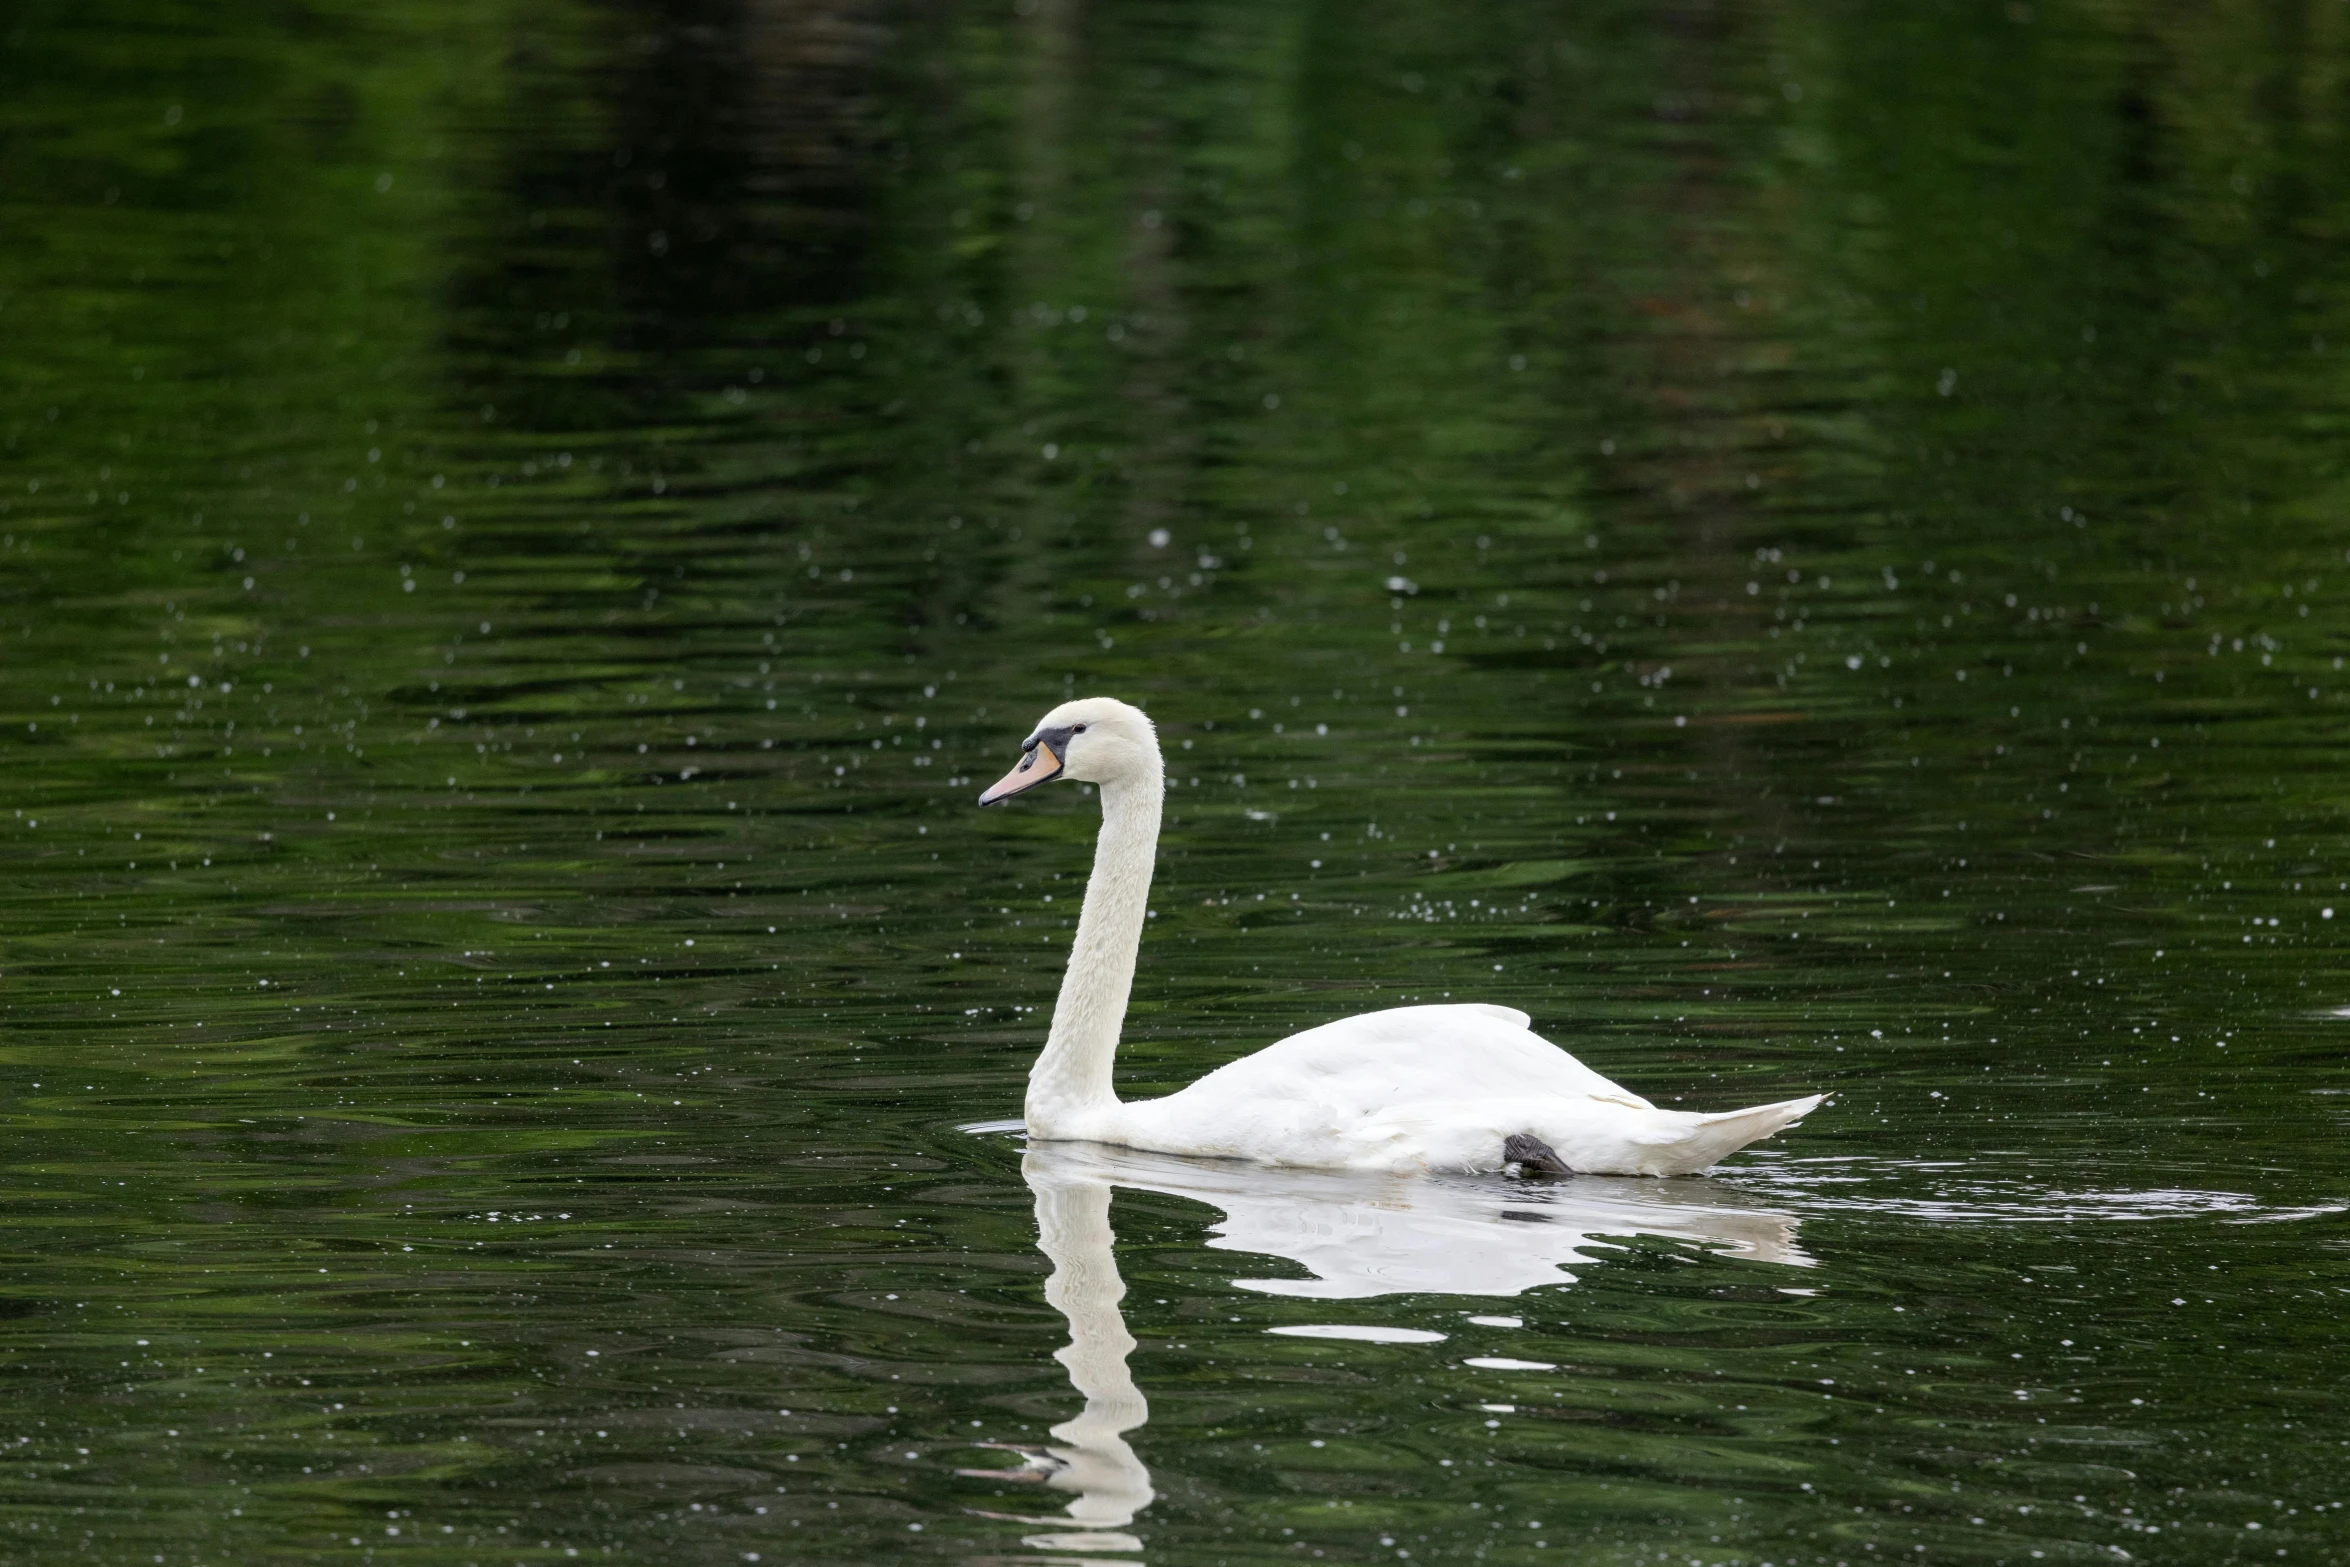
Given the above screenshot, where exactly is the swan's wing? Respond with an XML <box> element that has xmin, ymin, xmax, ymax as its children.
<box><xmin>1263</xmin><ymin>1004</ymin><xmax>1650</xmax><ymax>1105</ymax></box>
<box><xmin>1139</xmin><ymin>1004</ymin><xmax>1653</xmax><ymax>1139</ymax></box>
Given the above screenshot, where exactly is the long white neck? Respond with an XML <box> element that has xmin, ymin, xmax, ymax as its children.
<box><xmin>1027</xmin><ymin>754</ymin><xmax>1163</xmax><ymax>1134</ymax></box>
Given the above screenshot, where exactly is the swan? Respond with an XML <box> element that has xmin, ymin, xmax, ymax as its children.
<box><xmin>977</xmin><ymin>696</ymin><xmax>1824</xmax><ymax>1176</ymax></box>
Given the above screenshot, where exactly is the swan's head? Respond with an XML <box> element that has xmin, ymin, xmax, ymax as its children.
<box><xmin>978</xmin><ymin>696</ymin><xmax>1158</xmax><ymax>805</ymax></box>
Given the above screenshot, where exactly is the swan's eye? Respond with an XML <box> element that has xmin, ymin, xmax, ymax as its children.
<box><xmin>1073</xmin><ymin>724</ymin><xmax>1088</xmax><ymax>733</ymax></box>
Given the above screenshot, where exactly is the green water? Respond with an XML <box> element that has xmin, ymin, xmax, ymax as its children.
<box><xmin>4</xmin><ymin>0</ymin><xmax>2348</xmax><ymax>1561</ymax></box>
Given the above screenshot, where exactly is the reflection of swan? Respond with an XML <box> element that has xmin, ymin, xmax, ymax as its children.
<box><xmin>967</xmin><ymin>1147</ymin><xmax>1155</xmax><ymax>1556</ymax></box>
<box><xmin>976</xmin><ymin>698</ymin><xmax>1823</xmax><ymax>1176</ymax></box>
<box><xmin>980</xmin><ymin>1139</ymin><xmax>1812</xmax><ymax>1551</ymax></box>
<box><xmin>1027</xmin><ymin>1138</ymin><xmax>1812</xmax><ymax>1302</ymax></box>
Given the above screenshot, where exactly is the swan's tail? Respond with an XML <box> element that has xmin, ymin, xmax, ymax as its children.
<box><xmin>1661</xmin><ymin>1093</ymin><xmax>1826</xmax><ymax>1174</ymax></box>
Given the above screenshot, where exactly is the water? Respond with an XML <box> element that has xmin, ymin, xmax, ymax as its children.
<box><xmin>3</xmin><ymin>0</ymin><xmax>2348</xmax><ymax>1560</ymax></box>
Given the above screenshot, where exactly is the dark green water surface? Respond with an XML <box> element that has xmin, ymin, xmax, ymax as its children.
<box><xmin>3</xmin><ymin>0</ymin><xmax>2348</xmax><ymax>1562</ymax></box>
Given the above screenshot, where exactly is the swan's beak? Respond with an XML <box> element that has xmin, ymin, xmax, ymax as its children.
<box><xmin>977</xmin><ymin>741</ymin><xmax>1063</xmax><ymax>806</ymax></box>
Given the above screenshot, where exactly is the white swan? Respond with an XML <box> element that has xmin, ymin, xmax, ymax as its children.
<box><xmin>977</xmin><ymin>696</ymin><xmax>1824</xmax><ymax>1176</ymax></box>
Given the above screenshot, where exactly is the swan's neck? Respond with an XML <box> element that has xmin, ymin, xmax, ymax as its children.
<box><xmin>1028</xmin><ymin>762</ymin><xmax>1162</xmax><ymax>1133</ymax></box>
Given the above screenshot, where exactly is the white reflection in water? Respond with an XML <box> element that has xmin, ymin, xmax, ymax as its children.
<box><xmin>967</xmin><ymin>1146</ymin><xmax>1153</xmax><ymax>1559</ymax></box>
<box><xmin>1103</xmin><ymin>1144</ymin><xmax>1816</xmax><ymax>1297</ymax></box>
<box><xmin>1265</xmin><ymin>1323</ymin><xmax>1447</xmax><ymax>1343</ymax></box>
<box><xmin>989</xmin><ymin>1139</ymin><xmax>1811</xmax><ymax>1555</ymax></box>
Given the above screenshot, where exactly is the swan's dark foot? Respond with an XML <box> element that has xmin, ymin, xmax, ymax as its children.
<box><xmin>1502</xmin><ymin>1133</ymin><xmax>1574</xmax><ymax>1176</ymax></box>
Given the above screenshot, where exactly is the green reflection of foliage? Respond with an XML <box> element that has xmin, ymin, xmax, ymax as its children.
<box><xmin>0</xmin><ymin>0</ymin><xmax>2346</xmax><ymax>1561</ymax></box>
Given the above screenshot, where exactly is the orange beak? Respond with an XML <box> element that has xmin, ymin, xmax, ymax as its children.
<box><xmin>977</xmin><ymin>741</ymin><xmax>1064</xmax><ymax>805</ymax></box>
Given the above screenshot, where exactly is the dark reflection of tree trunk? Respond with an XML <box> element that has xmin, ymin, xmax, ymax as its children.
<box><xmin>1109</xmin><ymin>145</ymin><xmax>1191</xmax><ymax>563</ymax></box>
<box><xmin>1567</xmin><ymin>0</ymin><xmax>1800</xmax><ymax>859</ymax></box>
<box><xmin>445</xmin><ymin>0</ymin><xmax>894</xmax><ymax>430</ymax></box>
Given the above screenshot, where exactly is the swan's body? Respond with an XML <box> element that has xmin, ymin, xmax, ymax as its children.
<box><xmin>1075</xmin><ymin>1002</ymin><xmax>1816</xmax><ymax>1177</ymax></box>
<box><xmin>978</xmin><ymin>697</ymin><xmax>1822</xmax><ymax>1177</ymax></box>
